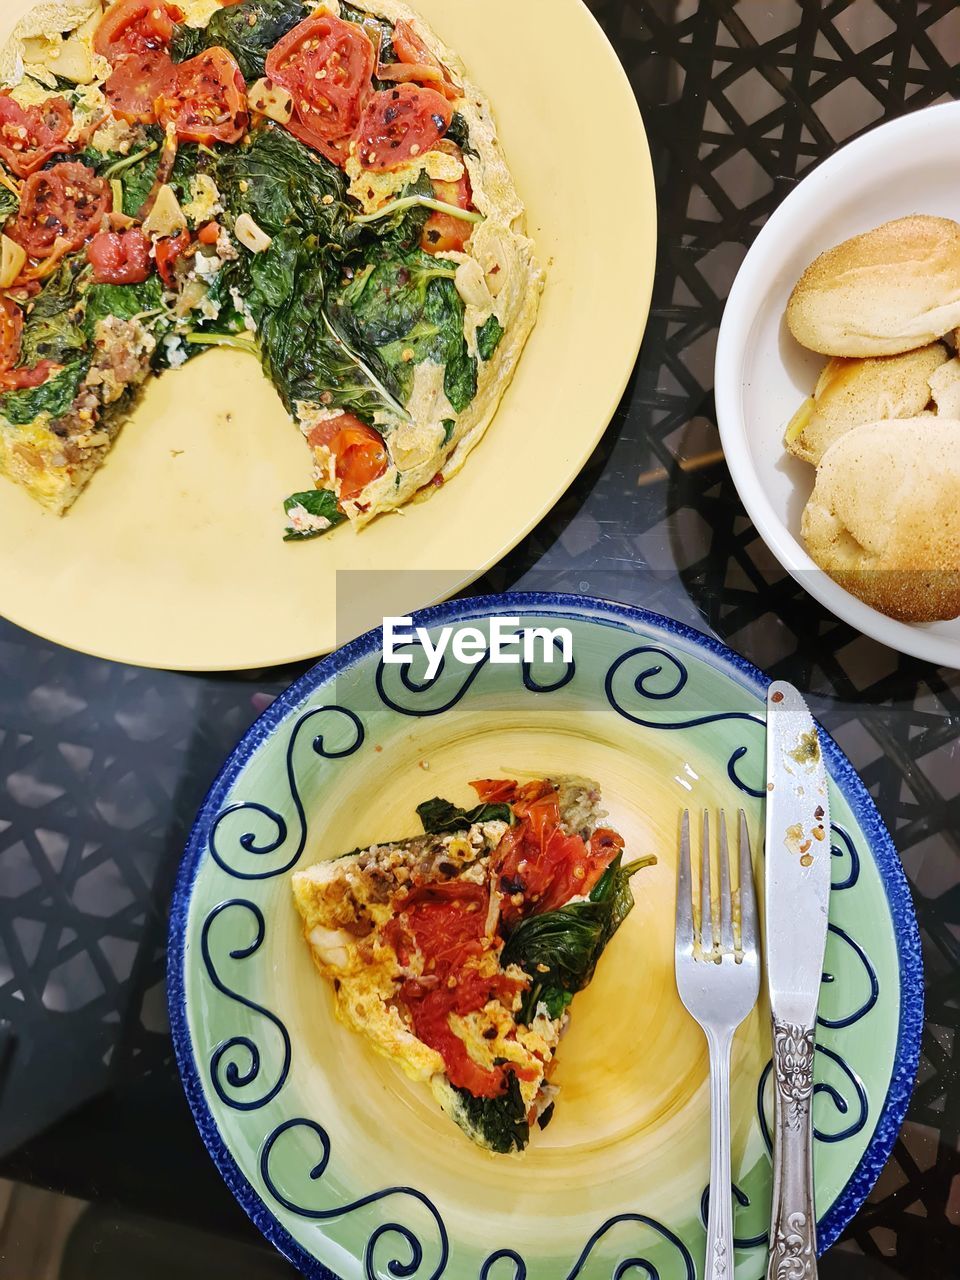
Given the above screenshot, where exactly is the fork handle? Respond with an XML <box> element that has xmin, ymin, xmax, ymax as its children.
<box><xmin>766</xmin><ymin>1016</ymin><xmax>818</xmax><ymax>1280</ymax></box>
<box><xmin>705</xmin><ymin>1027</ymin><xmax>734</xmax><ymax>1280</ymax></box>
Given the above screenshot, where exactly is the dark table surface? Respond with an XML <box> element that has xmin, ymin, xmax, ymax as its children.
<box><xmin>0</xmin><ymin>1</ymin><xmax>958</xmax><ymax>1277</ymax></box>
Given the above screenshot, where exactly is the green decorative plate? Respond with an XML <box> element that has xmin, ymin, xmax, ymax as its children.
<box><xmin>169</xmin><ymin>594</ymin><xmax>922</xmax><ymax>1280</ymax></box>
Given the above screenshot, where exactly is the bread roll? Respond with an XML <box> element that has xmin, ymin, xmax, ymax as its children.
<box><xmin>929</xmin><ymin>357</ymin><xmax>960</xmax><ymax>417</ymax></box>
<box><xmin>787</xmin><ymin>216</ymin><xmax>960</xmax><ymax>357</ymax></box>
<box><xmin>802</xmin><ymin>417</ymin><xmax>960</xmax><ymax>622</ymax></box>
<box><xmin>785</xmin><ymin>344</ymin><xmax>946</xmax><ymax>466</ymax></box>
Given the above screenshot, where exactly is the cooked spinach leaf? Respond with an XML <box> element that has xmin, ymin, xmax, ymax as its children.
<box><xmin>48</xmin><ymin>73</ymin><xmax>79</xmax><ymax>96</ymax></box>
<box><xmin>477</xmin><ymin>315</ymin><xmax>504</xmax><ymax>362</ymax></box>
<box><xmin>341</xmin><ymin>2</ymin><xmax>396</xmax><ymax>65</ymax></box>
<box><xmin>416</xmin><ymin>797</ymin><xmax>513</xmax><ymax>834</ymax></box>
<box><xmin>0</xmin><ymin>185</ymin><xmax>18</xmax><ymax>225</ymax></box>
<box><xmin>248</xmin><ymin>243</ymin><xmax>403</xmax><ymax>420</ymax></box>
<box><xmin>446</xmin><ymin>112</ymin><xmax>478</xmax><ymax>159</ymax></box>
<box><xmin>171</xmin><ymin>0</ymin><xmax>304</xmax><ymax>80</ymax></box>
<box><xmin>168</xmin><ymin>22</ymin><xmax>204</xmax><ymax>64</ymax></box>
<box><xmin>19</xmin><ymin>262</ymin><xmax>87</xmax><ymax>366</ymax></box>
<box><xmin>441</xmin><ymin>417</ymin><xmax>455</xmax><ymax>444</ymax></box>
<box><xmin>330</xmin><ymin>249</ymin><xmax>477</xmax><ymax>412</ymax></box>
<box><xmin>80</xmin><ymin>131</ymin><xmax>168</xmax><ymax>215</ymax></box>
<box><xmin>501</xmin><ymin>853</ymin><xmax>655</xmax><ymax>1024</ymax></box>
<box><xmin>358</xmin><ymin>171</ymin><xmax>434</xmax><ymax>252</ymax></box>
<box><xmin>537</xmin><ymin>1102</ymin><xmax>555</xmax><ymax>1131</ymax></box>
<box><xmin>246</xmin><ymin>227</ymin><xmax>300</xmax><ymax>311</ymax></box>
<box><xmin>282</xmin><ymin>488</ymin><xmax>346</xmax><ymax>541</ymax></box>
<box><xmin>441</xmin><ymin>304</ymin><xmax>478</xmax><ymax>413</ymax></box>
<box><xmin>122</xmin><ymin>151</ymin><xmax>163</xmax><ymax>216</ymax></box>
<box><xmin>169</xmin><ymin>142</ymin><xmax>211</xmax><ymax>205</ymax></box>
<box><xmin>451</xmin><ymin>1072</ymin><xmax>528</xmax><ymax>1155</ymax></box>
<box><xmin>84</xmin><ymin>277</ymin><xmax>168</xmax><ymax>337</ymax></box>
<box><xmin>0</xmin><ymin>359</ymin><xmax>89</xmax><ymax>427</ymax></box>
<box><xmin>215</xmin><ymin>126</ymin><xmax>354</xmax><ymax>244</ymax></box>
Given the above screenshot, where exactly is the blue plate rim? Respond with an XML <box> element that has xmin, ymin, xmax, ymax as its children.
<box><xmin>167</xmin><ymin>591</ymin><xmax>924</xmax><ymax>1279</ymax></box>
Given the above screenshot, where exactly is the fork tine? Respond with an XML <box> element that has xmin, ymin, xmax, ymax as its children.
<box><xmin>719</xmin><ymin>811</ymin><xmax>735</xmax><ymax>953</ymax></box>
<box><xmin>700</xmin><ymin>810</ymin><xmax>714</xmax><ymax>953</ymax></box>
<box><xmin>676</xmin><ymin>810</ymin><xmax>694</xmax><ymax>953</ymax></box>
<box><xmin>738</xmin><ymin>809</ymin><xmax>759</xmax><ymax>954</ymax></box>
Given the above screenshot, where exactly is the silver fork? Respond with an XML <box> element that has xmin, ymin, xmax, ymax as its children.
<box><xmin>675</xmin><ymin>810</ymin><xmax>761</xmax><ymax>1280</ymax></box>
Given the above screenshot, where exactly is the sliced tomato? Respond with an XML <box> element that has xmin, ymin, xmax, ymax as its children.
<box><xmin>479</xmin><ymin>778</ymin><xmax>622</xmax><ymax>924</ymax></box>
<box><xmin>471</xmin><ymin>779</ymin><xmax>520</xmax><ymax>805</ymax></box>
<box><xmin>403</xmin><ymin>984</ymin><xmax>504</xmax><ymax>1097</ymax></box>
<box><xmin>0</xmin><ymin>94</ymin><xmax>73</xmax><ymax>179</ymax></box>
<box><xmin>105</xmin><ymin>50</ymin><xmax>175</xmax><ymax>125</ymax></box>
<box><xmin>379</xmin><ymin>19</ymin><xmax>460</xmax><ymax>102</ymax></box>
<box><xmin>0</xmin><ymin>296</ymin><xmax>60</xmax><ymax>389</ymax></box>
<box><xmin>421</xmin><ymin>167</ymin><xmax>474</xmax><ymax>255</ymax></box>
<box><xmin>264</xmin><ymin>14</ymin><xmax>375</xmax><ymax>166</ymax></box>
<box><xmin>590</xmin><ymin>828</ymin><xmax>625</xmax><ymax>859</ymax></box>
<box><xmin>0</xmin><ymin>296</ymin><xmax>22</xmax><ymax>372</ymax></box>
<box><xmin>307</xmin><ymin>413</ymin><xmax>388</xmax><ymax>500</ymax></box>
<box><xmin>156</xmin><ymin>46</ymin><xmax>248</xmax><ymax>145</ymax></box>
<box><xmin>94</xmin><ymin>0</ymin><xmax>181</xmax><ymax>61</ymax></box>
<box><xmin>400</xmin><ymin>880</ymin><xmax>488</xmax><ymax>970</ymax></box>
<box><xmin>394</xmin><ymin>879</ymin><xmax>526</xmax><ymax>1098</ymax></box>
<box><xmin>9</xmin><ymin>163</ymin><xmax>111</xmax><ymax>259</ymax></box>
<box><xmin>356</xmin><ymin>84</ymin><xmax>452</xmax><ymax>172</ymax></box>
<box><xmin>4</xmin><ymin>281</ymin><xmax>41</xmax><ymax>303</ymax></box>
<box><xmin>87</xmin><ymin>228</ymin><xmax>153</xmax><ymax>284</ymax></box>
<box><xmin>471</xmin><ymin>777</ymin><xmax>555</xmax><ymax>817</ymax></box>
<box><xmin>402</xmin><ymin>971</ymin><xmax>525</xmax><ymax>1097</ymax></box>
<box><xmin>154</xmin><ymin>228</ymin><xmax>191</xmax><ymax>287</ymax></box>
<box><xmin>376</xmin><ymin>63</ymin><xmax>441</xmax><ymax>90</ymax></box>
<box><xmin>536</xmin><ymin>827</ymin><xmax>621</xmax><ymax>915</ymax></box>
<box><xmin>0</xmin><ymin>360</ymin><xmax>59</xmax><ymax>391</ymax></box>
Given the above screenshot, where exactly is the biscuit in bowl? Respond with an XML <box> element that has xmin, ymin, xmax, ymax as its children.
<box><xmin>801</xmin><ymin>417</ymin><xmax>960</xmax><ymax>623</ymax></box>
<box><xmin>787</xmin><ymin>215</ymin><xmax>960</xmax><ymax>357</ymax></box>
<box><xmin>784</xmin><ymin>344</ymin><xmax>947</xmax><ymax>466</ymax></box>
<box><xmin>929</xmin><ymin>357</ymin><xmax>960</xmax><ymax>417</ymax></box>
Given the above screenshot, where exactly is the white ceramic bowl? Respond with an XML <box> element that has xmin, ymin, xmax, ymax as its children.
<box><xmin>715</xmin><ymin>102</ymin><xmax>960</xmax><ymax>669</ymax></box>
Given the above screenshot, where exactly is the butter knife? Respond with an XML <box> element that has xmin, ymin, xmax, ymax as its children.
<box><xmin>764</xmin><ymin>681</ymin><xmax>831</xmax><ymax>1280</ymax></box>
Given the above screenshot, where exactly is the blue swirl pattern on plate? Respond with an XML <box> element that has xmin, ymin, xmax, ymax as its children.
<box><xmin>168</xmin><ymin>593</ymin><xmax>923</xmax><ymax>1280</ymax></box>
<box><xmin>604</xmin><ymin>647</ymin><xmax>766</xmax><ymax>797</ymax></box>
<box><xmin>210</xmin><ymin>707</ymin><xmax>364</xmax><ymax>880</ymax></box>
<box><xmin>202</xmin><ymin>899</ymin><xmax>291</xmax><ymax>1111</ymax></box>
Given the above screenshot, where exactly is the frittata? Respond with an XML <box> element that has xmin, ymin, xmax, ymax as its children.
<box><xmin>0</xmin><ymin>0</ymin><xmax>543</xmax><ymax>533</ymax></box>
<box><xmin>292</xmin><ymin>777</ymin><xmax>654</xmax><ymax>1153</ymax></box>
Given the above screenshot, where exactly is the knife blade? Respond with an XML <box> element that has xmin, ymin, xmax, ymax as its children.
<box><xmin>764</xmin><ymin>680</ymin><xmax>831</xmax><ymax>1280</ymax></box>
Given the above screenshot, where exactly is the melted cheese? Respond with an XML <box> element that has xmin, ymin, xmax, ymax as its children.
<box><xmin>174</xmin><ymin>0</ymin><xmax>222</xmax><ymax>27</ymax></box>
<box><xmin>88</xmin><ymin>109</ymin><xmax>143</xmax><ymax>155</ymax></box>
<box><xmin>345</xmin><ymin>148</ymin><xmax>464</xmax><ymax>214</ymax></box>
<box><xmin>182</xmin><ymin>174</ymin><xmax>224</xmax><ymax>227</ymax></box>
<box><xmin>448</xmin><ymin>998</ymin><xmax>550</xmax><ymax>1110</ymax></box>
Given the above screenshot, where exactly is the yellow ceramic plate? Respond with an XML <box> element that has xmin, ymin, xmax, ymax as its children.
<box><xmin>0</xmin><ymin>0</ymin><xmax>656</xmax><ymax>671</ymax></box>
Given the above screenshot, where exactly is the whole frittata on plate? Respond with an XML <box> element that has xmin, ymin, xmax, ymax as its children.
<box><xmin>0</xmin><ymin>0</ymin><xmax>542</xmax><ymax>535</ymax></box>
<box><xmin>292</xmin><ymin>776</ymin><xmax>654</xmax><ymax>1153</ymax></box>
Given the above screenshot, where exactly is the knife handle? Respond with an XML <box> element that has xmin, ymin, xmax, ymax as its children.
<box><xmin>767</xmin><ymin>1016</ymin><xmax>818</xmax><ymax>1280</ymax></box>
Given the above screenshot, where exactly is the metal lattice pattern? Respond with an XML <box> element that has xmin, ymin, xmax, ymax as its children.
<box><xmin>0</xmin><ymin>2</ymin><xmax>957</xmax><ymax>1276</ymax></box>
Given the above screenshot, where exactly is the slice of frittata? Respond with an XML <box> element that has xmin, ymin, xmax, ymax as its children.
<box><xmin>292</xmin><ymin>776</ymin><xmax>653</xmax><ymax>1153</ymax></box>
